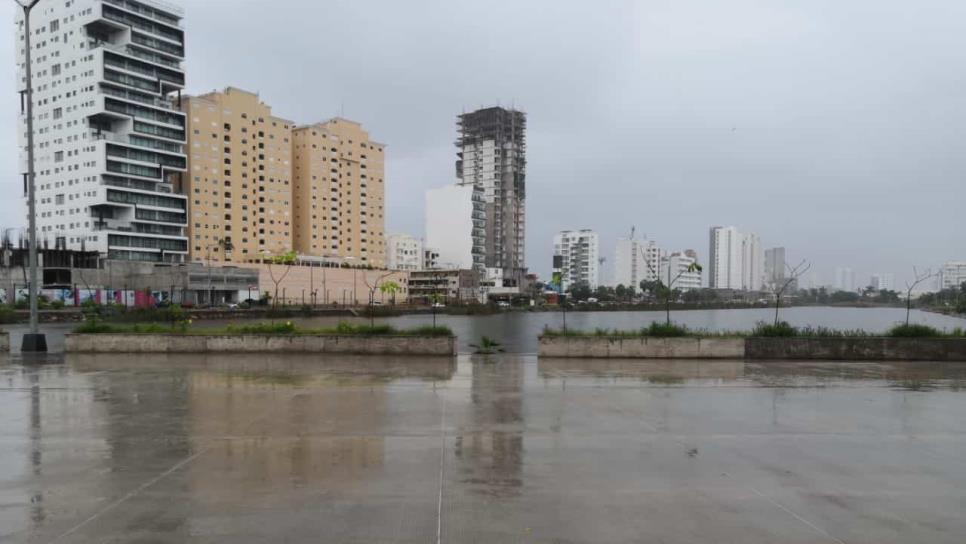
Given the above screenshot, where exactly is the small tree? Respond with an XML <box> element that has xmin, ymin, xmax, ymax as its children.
<box><xmin>363</xmin><ymin>271</ymin><xmax>396</xmax><ymax>327</ymax></box>
<box><xmin>772</xmin><ymin>260</ymin><xmax>810</xmax><ymax>325</ymax></box>
<box><xmin>904</xmin><ymin>267</ymin><xmax>937</xmax><ymax>326</ymax></box>
<box><xmin>615</xmin><ymin>284</ymin><xmax>627</xmax><ymax>301</ymax></box>
<box><xmin>568</xmin><ymin>280</ymin><xmax>593</xmax><ymax>302</ymax></box>
<box><xmin>655</xmin><ymin>263</ymin><xmax>702</xmax><ymax>325</ymax></box>
<box><xmin>265</xmin><ymin>251</ymin><xmax>296</xmax><ymax>310</ymax></box>
<box><xmin>639</xmin><ymin>247</ymin><xmax>702</xmax><ymax>325</ymax></box>
<box><xmin>380</xmin><ymin>280</ymin><xmax>401</xmax><ymax>305</ymax></box>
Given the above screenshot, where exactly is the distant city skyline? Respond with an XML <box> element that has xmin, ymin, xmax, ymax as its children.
<box><xmin>3</xmin><ymin>0</ymin><xmax>963</xmax><ymax>287</ymax></box>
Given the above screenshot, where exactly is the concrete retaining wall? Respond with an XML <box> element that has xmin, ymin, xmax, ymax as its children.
<box><xmin>538</xmin><ymin>336</ymin><xmax>745</xmax><ymax>359</ymax></box>
<box><xmin>539</xmin><ymin>335</ymin><xmax>966</xmax><ymax>361</ymax></box>
<box><xmin>65</xmin><ymin>334</ymin><xmax>456</xmax><ymax>356</ymax></box>
<box><xmin>746</xmin><ymin>337</ymin><xmax>966</xmax><ymax>361</ymax></box>
<box><xmin>0</xmin><ymin>331</ymin><xmax>8</xmax><ymax>352</ymax></box>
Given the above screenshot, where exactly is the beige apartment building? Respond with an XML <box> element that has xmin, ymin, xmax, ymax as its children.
<box><xmin>292</xmin><ymin>119</ymin><xmax>386</xmax><ymax>268</ymax></box>
<box><xmin>181</xmin><ymin>88</ymin><xmax>294</xmax><ymax>263</ymax></box>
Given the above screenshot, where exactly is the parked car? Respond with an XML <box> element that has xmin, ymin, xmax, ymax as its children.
<box><xmin>432</xmin><ymin>302</ymin><xmax>446</xmax><ymax>308</ymax></box>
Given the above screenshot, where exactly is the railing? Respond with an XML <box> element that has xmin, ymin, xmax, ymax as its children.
<box><xmin>99</xmin><ymin>84</ymin><xmax>173</xmax><ymax>109</ymax></box>
<box><xmin>90</xmin><ymin>131</ymin><xmax>184</xmax><ymax>157</ymax></box>
<box><xmin>91</xmin><ymin>38</ymin><xmax>180</xmax><ymax>69</ymax></box>
<box><xmin>102</xmin><ymin>0</ymin><xmax>183</xmax><ymax>26</ymax></box>
<box><xmin>104</xmin><ymin>52</ymin><xmax>184</xmax><ymax>86</ymax></box>
<box><xmin>102</xmin><ymin>3</ymin><xmax>183</xmax><ymax>43</ymax></box>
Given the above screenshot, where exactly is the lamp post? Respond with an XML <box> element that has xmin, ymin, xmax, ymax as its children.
<box><xmin>17</xmin><ymin>0</ymin><xmax>46</xmax><ymax>352</ymax></box>
<box><xmin>204</xmin><ymin>239</ymin><xmax>226</xmax><ymax>306</ymax></box>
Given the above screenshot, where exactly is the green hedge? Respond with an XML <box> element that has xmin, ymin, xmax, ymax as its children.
<box><xmin>73</xmin><ymin>320</ymin><xmax>454</xmax><ymax>337</ymax></box>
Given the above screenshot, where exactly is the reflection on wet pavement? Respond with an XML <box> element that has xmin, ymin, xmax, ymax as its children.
<box><xmin>2</xmin><ymin>353</ymin><xmax>966</xmax><ymax>543</ymax></box>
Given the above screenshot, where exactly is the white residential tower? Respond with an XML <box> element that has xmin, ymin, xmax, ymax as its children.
<box><xmin>17</xmin><ymin>0</ymin><xmax>188</xmax><ymax>262</ymax></box>
<box><xmin>553</xmin><ymin>229</ymin><xmax>599</xmax><ymax>290</ymax></box>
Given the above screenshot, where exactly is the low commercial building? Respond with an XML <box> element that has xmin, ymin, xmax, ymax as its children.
<box><xmin>408</xmin><ymin>269</ymin><xmax>480</xmax><ymax>304</ymax></box>
<box><xmin>0</xmin><ymin>246</ymin><xmax>257</xmax><ymax>306</ymax></box>
<box><xmin>233</xmin><ymin>262</ymin><xmax>409</xmax><ymax>306</ymax></box>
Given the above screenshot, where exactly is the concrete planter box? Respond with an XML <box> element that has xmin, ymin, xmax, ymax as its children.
<box><xmin>539</xmin><ymin>335</ymin><xmax>966</xmax><ymax>361</ymax></box>
<box><xmin>65</xmin><ymin>333</ymin><xmax>456</xmax><ymax>356</ymax></box>
<box><xmin>538</xmin><ymin>336</ymin><xmax>745</xmax><ymax>359</ymax></box>
<box><xmin>0</xmin><ymin>331</ymin><xmax>8</xmax><ymax>352</ymax></box>
<box><xmin>746</xmin><ymin>337</ymin><xmax>966</xmax><ymax>361</ymax></box>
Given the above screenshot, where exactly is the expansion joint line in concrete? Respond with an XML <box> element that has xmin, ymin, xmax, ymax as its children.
<box><xmin>436</xmin><ymin>392</ymin><xmax>446</xmax><ymax>544</ymax></box>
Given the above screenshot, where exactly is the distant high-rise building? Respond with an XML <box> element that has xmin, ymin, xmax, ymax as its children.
<box><xmin>292</xmin><ymin>119</ymin><xmax>386</xmax><ymax>267</ymax></box>
<box><xmin>553</xmin><ymin>229</ymin><xmax>600</xmax><ymax>290</ymax></box>
<box><xmin>764</xmin><ymin>247</ymin><xmax>786</xmax><ymax>289</ymax></box>
<box><xmin>708</xmin><ymin>226</ymin><xmax>742</xmax><ymax>289</ymax></box>
<box><xmin>425</xmin><ymin>184</ymin><xmax>485</xmax><ymax>270</ymax></box>
<box><xmin>19</xmin><ymin>0</ymin><xmax>189</xmax><ymax>261</ymax></box>
<box><xmin>614</xmin><ymin>235</ymin><xmax>661</xmax><ymax>288</ymax></box>
<box><xmin>741</xmin><ymin>232</ymin><xmax>764</xmax><ymax>291</ymax></box>
<box><xmin>385</xmin><ymin>234</ymin><xmax>423</xmax><ymax>271</ymax></box>
<box><xmin>940</xmin><ymin>261</ymin><xmax>966</xmax><ymax>290</ymax></box>
<box><xmin>456</xmin><ymin>107</ymin><xmax>526</xmax><ymax>280</ymax></box>
<box><xmin>182</xmin><ymin>88</ymin><xmax>293</xmax><ymax>263</ymax></box>
<box><xmin>834</xmin><ymin>267</ymin><xmax>855</xmax><ymax>292</ymax></box>
<box><xmin>660</xmin><ymin>250</ymin><xmax>702</xmax><ymax>291</ymax></box>
<box><xmin>870</xmin><ymin>273</ymin><xmax>895</xmax><ymax>291</ymax></box>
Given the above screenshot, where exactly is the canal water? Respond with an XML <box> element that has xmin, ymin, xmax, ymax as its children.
<box><xmin>4</xmin><ymin>306</ymin><xmax>965</xmax><ymax>354</ymax></box>
<box><xmin>216</xmin><ymin>306</ymin><xmax>966</xmax><ymax>354</ymax></box>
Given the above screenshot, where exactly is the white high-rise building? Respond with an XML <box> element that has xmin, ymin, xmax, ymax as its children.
<box><xmin>553</xmin><ymin>229</ymin><xmax>599</xmax><ymax>290</ymax></box>
<box><xmin>614</xmin><ymin>235</ymin><xmax>660</xmax><ymax>288</ymax></box>
<box><xmin>741</xmin><ymin>232</ymin><xmax>764</xmax><ymax>291</ymax></box>
<box><xmin>834</xmin><ymin>267</ymin><xmax>855</xmax><ymax>292</ymax></box>
<box><xmin>17</xmin><ymin>0</ymin><xmax>188</xmax><ymax>262</ymax></box>
<box><xmin>940</xmin><ymin>261</ymin><xmax>966</xmax><ymax>290</ymax></box>
<box><xmin>385</xmin><ymin>234</ymin><xmax>423</xmax><ymax>271</ymax></box>
<box><xmin>425</xmin><ymin>184</ymin><xmax>485</xmax><ymax>270</ymax></box>
<box><xmin>870</xmin><ymin>273</ymin><xmax>895</xmax><ymax>291</ymax></box>
<box><xmin>660</xmin><ymin>250</ymin><xmax>701</xmax><ymax>291</ymax></box>
<box><xmin>708</xmin><ymin>226</ymin><xmax>742</xmax><ymax>289</ymax></box>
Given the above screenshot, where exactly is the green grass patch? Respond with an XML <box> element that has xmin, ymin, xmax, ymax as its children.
<box><xmin>751</xmin><ymin>321</ymin><xmax>798</xmax><ymax>337</ymax></box>
<box><xmin>888</xmin><ymin>324</ymin><xmax>941</xmax><ymax>338</ymax></box>
<box><xmin>543</xmin><ymin>320</ymin><xmax>965</xmax><ymax>339</ymax></box>
<box><xmin>542</xmin><ymin>322</ymin><xmax>741</xmax><ymax>338</ymax></box>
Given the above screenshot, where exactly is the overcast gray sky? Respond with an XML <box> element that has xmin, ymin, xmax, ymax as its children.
<box><xmin>3</xmin><ymin>0</ymin><xmax>964</xmax><ymax>287</ymax></box>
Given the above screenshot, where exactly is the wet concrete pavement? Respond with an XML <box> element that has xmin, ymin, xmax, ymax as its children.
<box><xmin>2</xmin><ymin>353</ymin><xmax>966</xmax><ymax>543</ymax></box>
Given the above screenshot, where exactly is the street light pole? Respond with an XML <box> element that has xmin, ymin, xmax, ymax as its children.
<box><xmin>18</xmin><ymin>0</ymin><xmax>46</xmax><ymax>352</ymax></box>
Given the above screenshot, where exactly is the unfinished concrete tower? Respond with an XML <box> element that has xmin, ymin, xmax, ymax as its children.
<box><xmin>455</xmin><ymin>107</ymin><xmax>527</xmax><ymax>283</ymax></box>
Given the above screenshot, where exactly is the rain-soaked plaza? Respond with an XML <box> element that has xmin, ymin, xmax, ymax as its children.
<box><xmin>2</xmin><ymin>348</ymin><xmax>966</xmax><ymax>543</ymax></box>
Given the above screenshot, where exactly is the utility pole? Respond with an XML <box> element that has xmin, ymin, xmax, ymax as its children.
<box><xmin>18</xmin><ymin>0</ymin><xmax>46</xmax><ymax>352</ymax></box>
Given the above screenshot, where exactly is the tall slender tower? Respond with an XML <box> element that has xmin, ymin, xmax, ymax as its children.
<box><xmin>456</xmin><ymin>107</ymin><xmax>526</xmax><ymax>282</ymax></box>
<box><xmin>708</xmin><ymin>226</ymin><xmax>742</xmax><ymax>289</ymax></box>
<box><xmin>16</xmin><ymin>0</ymin><xmax>188</xmax><ymax>262</ymax></box>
